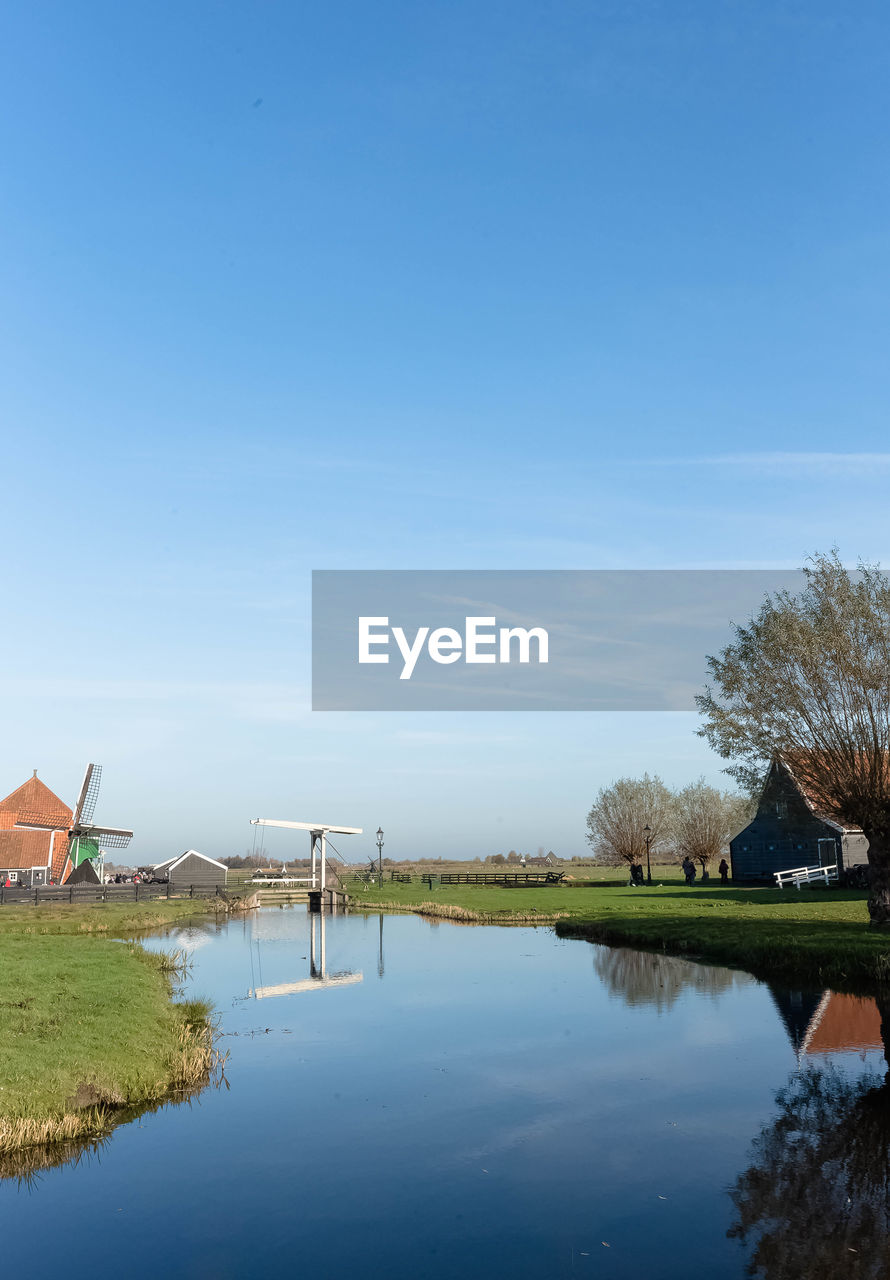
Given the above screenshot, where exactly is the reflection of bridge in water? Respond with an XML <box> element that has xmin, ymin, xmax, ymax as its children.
<box><xmin>248</xmin><ymin>910</ymin><xmax>363</xmax><ymax>999</ymax></box>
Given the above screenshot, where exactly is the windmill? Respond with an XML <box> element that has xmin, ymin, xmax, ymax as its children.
<box><xmin>16</xmin><ymin>763</ymin><xmax>133</xmax><ymax>882</ymax></box>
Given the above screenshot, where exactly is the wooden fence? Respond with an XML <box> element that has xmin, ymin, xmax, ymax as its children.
<box><xmin>422</xmin><ymin>871</ymin><xmax>564</xmax><ymax>888</ymax></box>
<box><xmin>0</xmin><ymin>883</ymin><xmax>227</xmax><ymax>907</ymax></box>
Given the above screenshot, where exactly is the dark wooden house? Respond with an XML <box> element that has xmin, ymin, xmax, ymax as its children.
<box><xmin>730</xmin><ymin>756</ymin><xmax>869</xmax><ymax>882</ymax></box>
<box><xmin>153</xmin><ymin>849</ymin><xmax>228</xmax><ymax>890</ymax></box>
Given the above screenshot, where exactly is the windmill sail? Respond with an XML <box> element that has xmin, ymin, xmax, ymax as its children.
<box><xmin>73</xmin><ymin>763</ymin><xmax>102</xmax><ymax>828</ymax></box>
<box><xmin>76</xmin><ymin>825</ymin><xmax>133</xmax><ymax>849</ymax></box>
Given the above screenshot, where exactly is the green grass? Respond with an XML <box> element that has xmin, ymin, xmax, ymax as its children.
<box><xmin>346</xmin><ymin>877</ymin><xmax>890</xmax><ymax>988</ymax></box>
<box><xmin>0</xmin><ymin>899</ymin><xmax>223</xmax><ymax>1154</ymax></box>
<box><xmin>0</xmin><ymin>898</ymin><xmax>224</xmax><ymax>936</ymax></box>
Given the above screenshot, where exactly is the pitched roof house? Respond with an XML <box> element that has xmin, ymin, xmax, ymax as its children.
<box><xmin>153</xmin><ymin>849</ymin><xmax>227</xmax><ymax>889</ymax></box>
<box><xmin>729</xmin><ymin>755</ymin><xmax>870</xmax><ymax>882</ymax></box>
<box><xmin>0</xmin><ymin>771</ymin><xmax>72</xmax><ymax>884</ymax></box>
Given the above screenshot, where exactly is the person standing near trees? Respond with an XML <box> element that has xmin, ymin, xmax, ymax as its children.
<box><xmin>719</xmin><ymin>857</ymin><xmax>730</xmax><ymax>884</ymax></box>
<box><xmin>682</xmin><ymin>856</ymin><xmax>696</xmax><ymax>885</ymax></box>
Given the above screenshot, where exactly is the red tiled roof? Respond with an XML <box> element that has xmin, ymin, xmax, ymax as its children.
<box><xmin>0</xmin><ymin>773</ymin><xmax>73</xmax><ymax>879</ymax></box>
<box><xmin>778</xmin><ymin>754</ymin><xmax>869</xmax><ymax>833</ymax></box>
<box><xmin>0</xmin><ymin>774</ymin><xmax>72</xmax><ymax>828</ymax></box>
<box><xmin>0</xmin><ymin>829</ymin><xmax>61</xmax><ymax>872</ymax></box>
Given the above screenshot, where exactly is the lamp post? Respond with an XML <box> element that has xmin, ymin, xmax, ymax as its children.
<box><xmin>644</xmin><ymin>824</ymin><xmax>652</xmax><ymax>884</ymax></box>
<box><xmin>376</xmin><ymin>827</ymin><xmax>384</xmax><ymax>883</ymax></box>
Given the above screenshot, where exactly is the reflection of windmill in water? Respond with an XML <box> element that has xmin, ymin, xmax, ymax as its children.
<box><xmin>769</xmin><ymin>986</ymin><xmax>884</xmax><ymax>1063</ymax></box>
<box><xmin>16</xmin><ymin>763</ymin><xmax>133</xmax><ymax>883</ymax></box>
<box><xmin>247</xmin><ymin>911</ymin><xmax>363</xmax><ymax>999</ymax></box>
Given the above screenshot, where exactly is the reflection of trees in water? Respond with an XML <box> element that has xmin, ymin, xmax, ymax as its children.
<box><xmin>593</xmin><ymin>946</ymin><xmax>753</xmax><ymax>1010</ymax></box>
<box><xmin>730</xmin><ymin>1063</ymin><xmax>890</xmax><ymax>1279</ymax></box>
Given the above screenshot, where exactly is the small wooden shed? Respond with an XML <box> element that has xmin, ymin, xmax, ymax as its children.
<box><xmin>153</xmin><ymin>849</ymin><xmax>228</xmax><ymax>890</ymax></box>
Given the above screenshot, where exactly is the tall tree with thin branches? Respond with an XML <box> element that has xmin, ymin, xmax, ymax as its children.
<box><xmin>697</xmin><ymin>551</ymin><xmax>890</xmax><ymax>926</ymax></box>
<box><xmin>672</xmin><ymin>779</ymin><xmax>753</xmax><ymax>875</ymax></box>
<box><xmin>586</xmin><ymin>773</ymin><xmax>673</xmax><ymax>869</ymax></box>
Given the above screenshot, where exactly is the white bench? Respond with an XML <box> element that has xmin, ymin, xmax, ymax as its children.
<box><xmin>774</xmin><ymin>863</ymin><xmax>838</xmax><ymax>889</ymax></box>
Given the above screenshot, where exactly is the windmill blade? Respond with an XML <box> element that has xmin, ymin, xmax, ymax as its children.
<box><xmin>14</xmin><ymin>812</ymin><xmax>68</xmax><ymax>831</ymax></box>
<box><xmin>72</xmin><ymin>764</ymin><xmax>100</xmax><ymax>828</ymax></box>
<box><xmin>77</xmin><ymin>824</ymin><xmax>133</xmax><ymax>849</ymax></box>
<box><xmin>80</xmin><ymin>763</ymin><xmax>103</xmax><ymax>826</ymax></box>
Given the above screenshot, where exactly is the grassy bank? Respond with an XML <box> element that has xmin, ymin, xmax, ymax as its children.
<box><xmin>0</xmin><ymin>899</ymin><xmax>224</xmax><ymax>1156</ymax></box>
<box><xmin>347</xmin><ymin>877</ymin><xmax>890</xmax><ymax>987</ymax></box>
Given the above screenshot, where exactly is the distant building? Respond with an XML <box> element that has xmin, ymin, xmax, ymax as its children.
<box><xmin>153</xmin><ymin>849</ymin><xmax>228</xmax><ymax>891</ymax></box>
<box><xmin>730</xmin><ymin>755</ymin><xmax>869</xmax><ymax>882</ymax></box>
<box><xmin>0</xmin><ymin>771</ymin><xmax>71</xmax><ymax>885</ymax></box>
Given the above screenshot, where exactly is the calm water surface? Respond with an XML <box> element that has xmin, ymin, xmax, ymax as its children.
<box><xmin>3</xmin><ymin>907</ymin><xmax>888</xmax><ymax>1279</ymax></box>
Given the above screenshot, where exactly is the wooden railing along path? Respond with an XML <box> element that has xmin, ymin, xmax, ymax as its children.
<box><xmin>773</xmin><ymin>863</ymin><xmax>839</xmax><ymax>889</ymax></box>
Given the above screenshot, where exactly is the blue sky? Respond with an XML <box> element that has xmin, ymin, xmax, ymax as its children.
<box><xmin>2</xmin><ymin>2</ymin><xmax>890</xmax><ymax>863</ymax></box>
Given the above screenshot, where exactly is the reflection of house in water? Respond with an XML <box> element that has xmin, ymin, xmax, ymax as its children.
<box><xmin>769</xmin><ymin>987</ymin><xmax>884</xmax><ymax>1061</ymax></box>
<box><xmin>248</xmin><ymin>911</ymin><xmax>363</xmax><ymax>999</ymax></box>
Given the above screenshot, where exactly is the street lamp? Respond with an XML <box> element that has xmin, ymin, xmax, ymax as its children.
<box><xmin>376</xmin><ymin>827</ymin><xmax>384</xmax><ymax>883</ymax></box>
<box><xmin>643</xmin><ymin>824</ymin><xmax>652</xmax><ymax>884</ymax></box>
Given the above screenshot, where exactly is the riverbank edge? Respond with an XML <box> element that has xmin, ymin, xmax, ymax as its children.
<box><xmin>350</xmin><ymin>894</ymin><xmax>890</xmax><ymax>990</ymax></box>
<box><xmin>553</xmin><ymin>917</ymin><xmax>890</xmax><ymax>991</ymax></box>
<box><xmin>353</xmin><ymin>898</ymin><xmax>570</xmax><ymax>924</ymax></box>
<box><xmin>0</xmin><ymin>901</ymin><xmax>226</xmax><ymax>1157</ymax></box>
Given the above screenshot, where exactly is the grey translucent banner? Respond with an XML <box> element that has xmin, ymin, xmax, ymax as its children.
<box><xmin>312</xmin><ymin>570</ymin><xmax>805</xmax><ymax>711</ymax></box>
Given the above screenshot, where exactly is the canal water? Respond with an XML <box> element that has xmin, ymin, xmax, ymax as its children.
<box><xmin>2</xmin><ymin>907</ymin><xmax>888</xmax><ymax>1279</ymax></box>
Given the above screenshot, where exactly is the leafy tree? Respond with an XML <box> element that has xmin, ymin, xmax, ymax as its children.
<box><xmin>585</xmin><ymin>773</ymin><xmax>673</xmax><ymax>868</ymax></box>
<box><xmin>697</xmin><ymin>552</ymin><xmax>890</xmax><ymax>925</ymax></box>
<box><xmin>672</xmin><ymin>778</ymin><xmax>753</xmax><ymax>874</ymax></box>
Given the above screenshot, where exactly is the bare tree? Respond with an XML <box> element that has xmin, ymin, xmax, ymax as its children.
<box><xmin>672</xmin><ymin>778</ymin><xmax>753</xmax><ymax>875</ymax></box>
<box><xmin>697</xmin><ymin>552</ymin><xmax>890</xmax><ymax>926</ymax></box>
<box><xmin>586</xmin><ymin>773</ymin><xmax>673</xmax><ymax>869</ymax></box>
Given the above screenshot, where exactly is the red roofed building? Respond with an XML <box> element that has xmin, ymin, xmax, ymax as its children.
<box><xmin>0</xmin><ymin>771</ymin><xmax>72</xmax><ymax>885</ymax></box>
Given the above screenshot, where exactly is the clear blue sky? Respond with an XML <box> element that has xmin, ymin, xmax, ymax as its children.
<box><xmin>2</xmin><ymin>2</ymin><xmax>890</xmax><ymax>863</ymax></box>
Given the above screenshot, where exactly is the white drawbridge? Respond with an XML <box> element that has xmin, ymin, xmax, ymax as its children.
<box><xmin>248</xmin><ymin>819</ymin><xmax>362</xmax><ymax>892</ymax></box>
